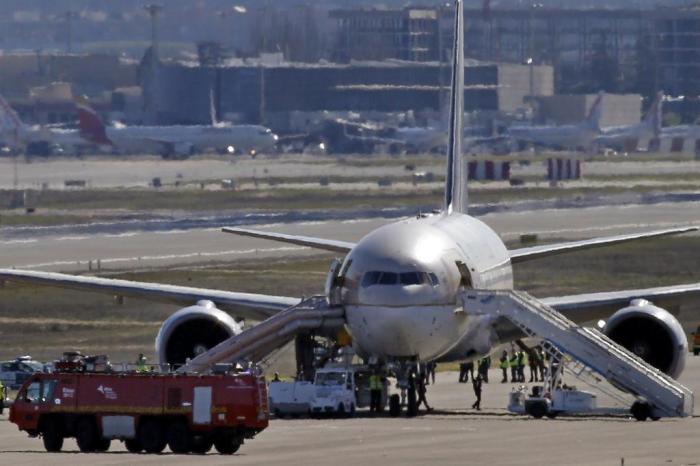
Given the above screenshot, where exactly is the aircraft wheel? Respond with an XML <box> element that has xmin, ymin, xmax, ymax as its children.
<box><xmin>631</xmin><ymin>401</ymin><xmax>650</xmax><ymax>422</ymax></box>
<box><xmin>389</xmin><ymin>394</ymin><xmax>401</xmax><ymax>417</ymax></box>
<box><xmin>95</xmin><ymin>438</ymin><xmax>111</xmax><ymax>452</ymax></box>
<box><xmin>124</xmin><ymin>438</ymin><xmax>142</xmax><ymax>453</ymax></box>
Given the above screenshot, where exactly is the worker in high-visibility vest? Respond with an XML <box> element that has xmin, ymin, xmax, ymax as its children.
<box><xmin>509</xmin><ymin>351</ymin><xmax>518</xmax><ymax>383</ymax></box>
<box><xmin>517</xmin><ymin>350</ymin><xmax>527</xmax><ymax>383</ymax></box>
<box><xmin>0</xmin><ymin>379</ymin><xmax>5</xmax><ymax>414</ymax></box>
<box><xmin>499</xmin><ymin>350</ymin><xmax>509</xmax><ymax>383</ymax></box>
<box><xmin>136</xmin><ymin>353</ymin><xmax>148</xmax><ymax>373</ymax></box>
<box><xmin>368</xmin><ymin>371</ymin><xmax>382</xmax><ymax>414</ymax></box>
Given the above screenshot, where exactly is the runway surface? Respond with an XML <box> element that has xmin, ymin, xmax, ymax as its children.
<box><xmin>1</xmin><ymin>201</ymin><xmax>699</xmax><ymax>272</ymax></box>
<box><xmin>1</xmin><ymin>357</ymin><xmax>699</xmax><ymax>465</ymax></box>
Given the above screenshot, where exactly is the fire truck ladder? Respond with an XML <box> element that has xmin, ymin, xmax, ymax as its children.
<box><xmin>462</xmin><ymin>289</ymin><xmax>694</xmax><ymax>419</ymax></box>
<box><xmin>178</xmin><ymin>296</ymin><xmax>344</xmax><ymax>373</ymax></box>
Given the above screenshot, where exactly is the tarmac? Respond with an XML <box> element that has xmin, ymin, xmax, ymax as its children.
<box><xmin>1</xmin><ymin>357</ymin><xmax>700</xmax><ymax>465</ymax></box>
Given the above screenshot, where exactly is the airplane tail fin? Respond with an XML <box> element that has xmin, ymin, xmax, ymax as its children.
<box><xmin>642</xmin><ymin>91</ymin><xmax>663</xmax><ymax>136</ymax></box>
<box><xmin>0</xmin><ymin>94</ymin><xmax>24</xmax><ymax>147</ymax></box>
<box><xmin>75</xmin><ymin>96</ymin><xmax>112</xmax><ymax>145</ymax></box>
<box><xmin>444</xmin><ymin>0</ymin><xmax>467</xmax><ymax>214</ymax></box>
<box><xmin>584</xmin><ymin>91</ymin><xmax>604</xmax><ymax>131</ymax></box>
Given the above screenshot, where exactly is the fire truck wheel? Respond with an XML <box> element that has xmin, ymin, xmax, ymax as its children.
<box><xmin>214</xmin><ymin>435</ymin><xmax>242</xmax><ymax>455</ymax></box>
<box><xmin>42</xmin><ymin>419</ymin><xmax>64</xmax><ymax>452</ymax></box>
<box><xmin>191</xmin><ymin>436</ymin><xmax>214</xmax><ymax>454</ymax></box>
<box><xmin>95</xmin><ymin>438</ymin><xmax>111</xmax><ymax>452</ymax></box>
<box><xmin>166</xmin><ymin>421</ymin><xmax>192</xmax><ymax>454</ymax></box>
<box><xmin>139</xmin><ymin>419</ymin><xmax>167</xmax><ymax>453</ymax></box>
<box><xmin>76</xmin><ymin>418</ymin><xmax>98</xmax><ymax>452</ymax></box>
<box><xmin>124</xmin><ymin>438</ymin><xmax>142</xmax><ymax>453</ymax></box>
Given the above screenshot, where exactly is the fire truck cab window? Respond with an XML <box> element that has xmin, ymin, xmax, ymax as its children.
<box><xmin>42</xmin><ymin>380</ymin><xmax>57</xmax><ymax>403</ymax></box>
<box><xmin>25</xmin><ymin>381</ymin><xmax>41</xmax><ymax>403</ymax></box>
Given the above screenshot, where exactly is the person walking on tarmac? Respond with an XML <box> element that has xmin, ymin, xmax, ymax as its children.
<box><xmin>471</xmin><ymin>374</ymin><xmax>483</xmax><ymax>410</ymax></box>
<box><xmin>136</xmin><ymin>353</ymin><xmax>148</xmax><ymax>373</ymax></box>
<box><xmin>499</xmin><ymin>351</ymin><xmax>509</xmax><ymax>383</ymax></box>
<box><xmin>509</xmin><ymin>350</ymin><xmax>518</xmax><ymax>383</ymax></box>
<box><xmin>369</xmin><ymin>370</ymin><xmax>382</xmax><ymax>414</ymax></box>
<box><xmin>478</xmin><ymin>356</ymin><xmax>490</xmax><ymax>383</ymax></box>
<box><xmin>416</xmin><ymin>375</ymin><xmax>433</xmax><ymax>412</ymax></box>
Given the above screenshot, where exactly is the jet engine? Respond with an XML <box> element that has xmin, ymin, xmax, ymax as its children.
<box><xmin>155</xmin><ymin>300</ymin><xmax>242</xmax><ymax>366</ymax></box>
<box><xmin>603</xmin><ymin>299</ymin><xmax>687</xmax><ymax>379</ymax></box>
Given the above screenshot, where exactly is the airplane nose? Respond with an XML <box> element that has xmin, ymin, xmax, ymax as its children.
<box><xmin>345</xmin><ymin>304</ymin><xmax>469</xmax><ymax>360</ymax></box>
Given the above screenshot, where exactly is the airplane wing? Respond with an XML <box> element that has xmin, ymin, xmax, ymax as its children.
<box><xmin>509</xmin><ymin>226</ymin><xmax>698</xmax><ymax>264</ymax></box>
<box><xmin>0</xmin><ymin>269</ymin><xmax>299</xmax><ymax>321</ymax></box>
<box><xmin>544</xmin><ymin>282</ymin><xmax>700</xmax><ymax>324</ymax></box>
<box><xmin>222</xmin><ymin>227</ymin><xmax>355</xmax><ymax>253</ymax></box>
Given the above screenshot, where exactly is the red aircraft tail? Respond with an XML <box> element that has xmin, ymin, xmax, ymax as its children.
<box><xmin>75</xmin><ymin>97</ymin><xmax>112</xmax><ymax>146</ymax></box>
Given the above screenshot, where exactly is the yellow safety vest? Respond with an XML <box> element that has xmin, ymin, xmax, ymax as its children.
<box><xmin>369</xmin><ymin>375</ymin><xmax>381</xmax><ymax>390</ymax></box>
<box><xmin>499</xmin><ymin>358</ymin><xmax>509</xmax><ymax>369</ymax></box>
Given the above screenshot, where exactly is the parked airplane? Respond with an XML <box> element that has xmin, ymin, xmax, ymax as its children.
<box><xmin>75</xmin><ymin>97</ymin><xmax>278</xmax><ymax>158</ymax></box>
<box><xmin>0</xmin><ymin>95</ymin><xmax>89</xmax><ymax>156</ymax></box>
<box><xmin>1</xmin><ymin>0</ymin><xmax>699</xmax><ymax>418</ymax></box>
<box><xmin>507</xmin><ymin>92</ymin><xmax>604</xmax><ymax>151</ymax></box>
<box><xmin>595</xmin><ymin>91</ymin><xmax>663</xmax><ymax>150</ymax></box>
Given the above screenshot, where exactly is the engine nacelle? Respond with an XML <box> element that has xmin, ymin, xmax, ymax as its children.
<box><xmin>155</xmin><ymin>300</ymin><xmax>242</xmax><ymax>366</ymax></box>
<box><xmin>603</xmin><ymin>299</ymin><xmax>687</xmax><ymax>379</ymax></box>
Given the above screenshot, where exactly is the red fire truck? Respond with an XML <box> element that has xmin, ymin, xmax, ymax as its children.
<box><xmin>9</xmin><ymin>369</ymin><xmax>269</xmax><ymax>454</ymax></box>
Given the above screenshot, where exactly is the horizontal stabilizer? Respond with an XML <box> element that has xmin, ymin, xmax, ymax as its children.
<box><xmin>222</xmin><ymin>227</ymin><xmax>355</xmax><ymax>253</ymax></box>
<box><xmin>509</xmin><ymin>226</ymin><xmax>698</xmax><ymax>264</ymax></box>
<box><xmin>0</xmin><ymin>269</ymin><xmax>298</xmax><ymax>321</ymax></box>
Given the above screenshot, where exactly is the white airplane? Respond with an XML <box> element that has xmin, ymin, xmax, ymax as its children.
<box><xmin>0</xmin><ymin>95</ymin><xmax>88</xmax><ymax>155</ymax></box>
<box><xmin>1</xmin><ymin>0</ymin><xmax>700</xmax><ymax>417</ymax></box>
<box><xmin>596</xmin><ymin>92</ymin><xmax>663</xmax><ymax>150</ymax></box>
<box><xmin>75</xmin><ymin>98</ymin><xmax>279</xmax><ymax>158</ymax></box>
<box><xmin>508</xmin><ymin>92</ymin><xmax>604</xmax><ymax>151</ymax></box>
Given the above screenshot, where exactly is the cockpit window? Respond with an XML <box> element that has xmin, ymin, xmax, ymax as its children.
<box><xmin>378</xmin><ymin>272</ymin><xmax>398</xmax><ymax>285</ymax></box>
<box><xmin>361</xmin><ymin>271</ymin><xmax>381</xmax><ymax>287</ymax></box>
<box><xmin>428</xmin><ymin>272</ymin><xmax>440</xmax><ymax>286</ymax></box>
<box><xmin>400</xmin><ymin>272</ymin><xmax>423</xmax><ymax>285</ymax></box>
<box><xmin>362</xmin><ymin>271</ymin><xmax>439</xmax><ymax>288</ymax></box>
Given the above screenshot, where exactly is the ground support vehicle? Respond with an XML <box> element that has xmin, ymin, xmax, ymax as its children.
<box><xmin>507</xmin><ymin>386</ymin><xmax>627</xmax><ymax>418</ymax></box>
<box><xmin>9</xmin><ymin>370</ymin><xmax>269</xmax><ymax>454</ymax></box>
<box><xmin>310</xmin><ymin>364</ymin><xmax>388</xmax><ymax>417</ymax></box>
<box><xmin>268</xmin><ymin>380</ymin><xmax>315</xmax><ymax>417</ymax></box>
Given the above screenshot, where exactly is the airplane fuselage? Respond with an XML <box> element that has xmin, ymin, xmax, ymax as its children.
<box><xmin>339</xmin><ymin>212</ymin><xmax>512</xmax><ymax>362</ymax></box>
<box><xmin>104</xmin><ymin>124</ymin><xmax>278</xmax><ymax>155</ymax></box>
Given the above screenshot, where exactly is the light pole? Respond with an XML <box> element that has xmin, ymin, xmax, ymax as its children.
<box><xmin>528</xmin><ymin>3</ymin><xmax>543</xmax><ymax>100</ymax></box>
<box><xmin>65</xmin><ymin>11</ymin><xmax>77</xmax><ymax>53</ymax></box>
<box><xmin>144</xmin><ymin>4</ymin><xmax>163</xmax><ymax>59</ymax></box>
